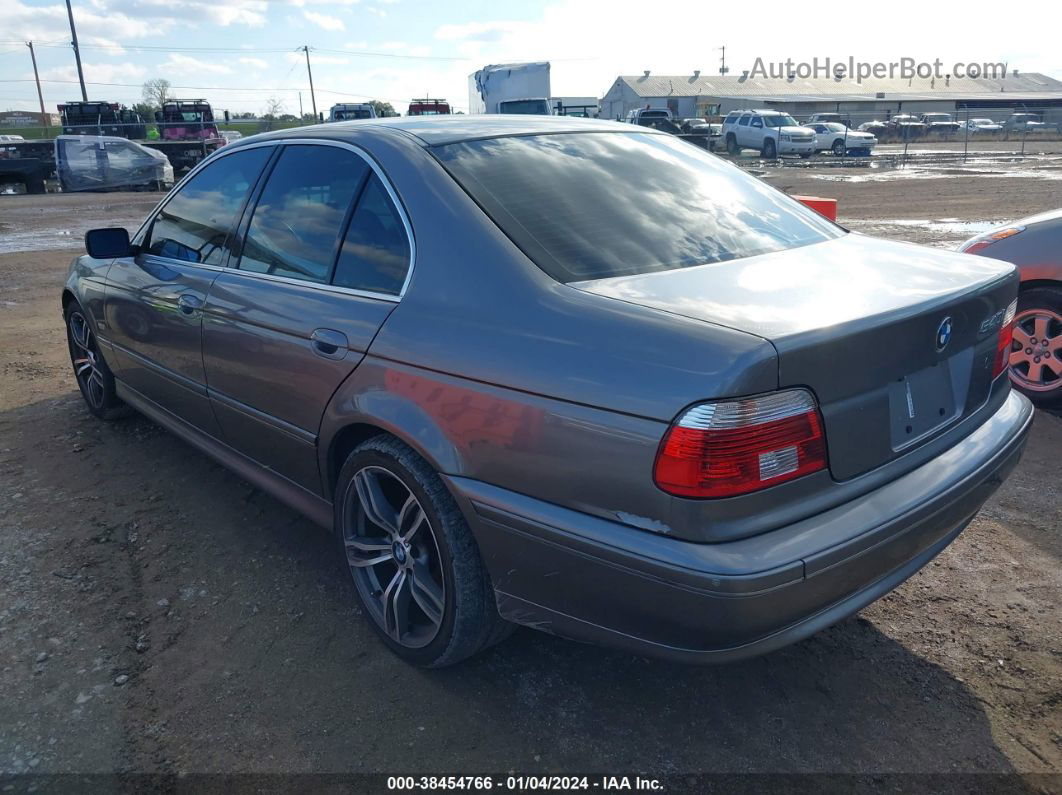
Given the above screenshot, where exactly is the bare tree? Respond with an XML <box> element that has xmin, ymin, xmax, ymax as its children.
<box><xmin>142</xmin><ymin>78</ymin><xmax>172</xmax><ymax>109</ymax></box>
<box><xmin>262</xmin><ymin>96</ymin><xmax>286</xmax><ymax>129</ymax></box>
<box><xmin>263</xmin><ymin>96</ymin><xmax>285</xmax><ymax>118</ymax></box>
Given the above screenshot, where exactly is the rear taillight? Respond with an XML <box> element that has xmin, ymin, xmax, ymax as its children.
<box><xmin>959</xmin><ymin>226</ymin><xmax>1025</xmax><ymax>255</ymax></box>
<box><xmin>654</xmin><ymin>389</ymin><xmax>827</xmax><ymax>499</ymax></box>
<box><xmin>992</xmin><ymin>299</ymin><xmax>1018</xmax><ymax>379</ymax></box>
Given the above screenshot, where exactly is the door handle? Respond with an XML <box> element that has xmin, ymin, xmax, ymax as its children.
<box><xmin>176</xmin><ymin>294</ymin><xmax>203</xmax><ymax>315</ymax></box>
<box><xmin>310</xmin><ymin>328</ymin><xmax>348</xmax><ymax>360</ymax></box>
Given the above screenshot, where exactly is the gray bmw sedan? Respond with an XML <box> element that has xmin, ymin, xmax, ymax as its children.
<box><xmin>64</xmin><ymin>116</ymin><xmax>1032</xmax><ymax>666</ymax></box>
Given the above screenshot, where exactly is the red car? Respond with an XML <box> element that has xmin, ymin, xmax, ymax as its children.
<box><xmin>959</xmin><ymin>208</ymin><xmax>1062</xmax><ymax>406</ymax></box>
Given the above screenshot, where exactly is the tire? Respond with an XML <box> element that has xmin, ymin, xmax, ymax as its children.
<box><xmin>726</xmin><ymin>134</ymin><xmax>739</xmax><ymax>155</ymax></box>
<box><xmin>65</xmin><ymin>301</ymin><xmax>132</xmax><ymax>420</ymax></box>
<box><xmin>334</xmin><ymin>435</ymin><xmax>513</xmax><ymax>667</ymax></box>
<box><xmin>1009</xmin><ymin>287</ymin><xmax>1062</xmax><ymax>407</ymax></box>
<box><xmin>762</xmin><ymin>138</ymin><xmax>777</xmax><ymax>159</ymax></box>
<box><xmin>832</xmin><ymin>139</ymin><xmax>846</xmax><ymax>156</ymax></box>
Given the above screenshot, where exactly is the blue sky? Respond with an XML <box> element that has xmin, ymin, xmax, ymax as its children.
<box><xmin>2</xmin><ymin>0</ymin><xmax>1059</xmax><ymax>117</ymax></box>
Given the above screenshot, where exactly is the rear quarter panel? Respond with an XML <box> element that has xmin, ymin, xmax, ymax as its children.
<box><xmin>316</xmin><ymin>127</ymin><xmax>778</xmax><ymax>533</ymax></box>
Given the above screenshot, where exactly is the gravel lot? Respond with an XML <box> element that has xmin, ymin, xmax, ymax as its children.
<box><xmin>1</xmin><ymin>149</ymin><xmax>1060</xmax><ymax>785</ymax></box>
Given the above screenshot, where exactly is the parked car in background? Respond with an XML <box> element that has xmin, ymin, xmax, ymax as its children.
<box><xmin>0</xmin><ymin>134</ymin><xmax>26</xmax><ymax>142</ymax></box>
<box><xmin>625</xmin><ymin>108</ymin><xmax>674</xmax><ymax>126</ymax></box>
<box><xmin>804</xmin><ymin>112</ymin><xmax>851</xmax><ymax>127</ymax></box>
<box><xmin>220</xmin><ymin>130</ymin><xmax>243</xmax><ymax>145</ymax></box>
<box><xmin>722</xmin><ymin>109</ymin><xmax>816</xmax><ymax>158</ymax></box>
<box><xmin>809</xmin><ymin>122</ymin><xmax>877</xmax><ymax>156</ymax></box>
<box><xmin>679</xmin><ymin>118</ymin><xmax>722</xmax><ymax>150</ymax></box>
<box><xmin>959</xmin><ymin>208</ymin><xmax>1062</xmax><ymax>406</ymax></box>
<box><xmin>329</xmin><ymin>103</ymin><xmax>377</xmax><ymax>122</ymax></box>
<box><xmin>63</xmin><ymin>116</ymin><xmax>1031</xmax><ymax>667</ymax></box>
<box><xmin>407</xmin><ymin>98</ymin><xmax>452</xmax><ymax>116</ymax></box>
<box><xmin>1004</xmin><ymin>113</ymin><xmax>1047</xmax><ymax>135</ymax></box>
<box><xmin>920</xmin><ymin>113</ymin><xmax>960</xmax><ymax>135</ymax></box>
<box><xmin>857</xmin><ymin>120</ymin><xmax>889</xmax><ymax>135</ymax></box>
<box><xmin>887</xmin><ymin>114</ymin><xmax>926</xmax><ymax>139</ymax></box>
<box><xmin>958</xmin><ymin>118</ymin><xmax>1003</xmax><ymax>135</ymax></box>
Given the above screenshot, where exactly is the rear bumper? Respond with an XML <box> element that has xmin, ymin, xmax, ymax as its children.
<box><xmin>448</xmin><ymin>390</ymin><xmax>1033</xmax><ymax>663</ymax></box>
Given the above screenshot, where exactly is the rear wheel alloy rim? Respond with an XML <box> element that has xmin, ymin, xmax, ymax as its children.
<box><xmin>67</xmin><ymin>311</ymin><xmax>105</xmax><ymax>409</ymax></box>
<box><xmin>343</xmin><ymin>465</ymin><xmax>445</xmax><ymax>648</ymax></box>
<box><xmin>1009</xmin><ymin>308</ymin><xmax>1062</xmax><ymax>393</ymax></box>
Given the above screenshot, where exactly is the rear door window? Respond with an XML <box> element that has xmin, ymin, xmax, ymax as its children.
<box><xmin>146</xmin><ymin>147</ymin><xmax>271</xmax><ymax>264</ymax></box>
<box><xmin>238</xmin><ymin>145</ymin><xmax>369</xmax><ymax>283</ymax></box>
<box><xmin>332</xmin><ymin>174</ymin><xmax>411</xmax><ymax>296</ymax></box>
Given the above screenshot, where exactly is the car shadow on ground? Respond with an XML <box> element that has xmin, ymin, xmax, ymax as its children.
<box><xmin>0</xmin><ymin>395</ymin><xmax>1028</xmax><ymax>777</ymax></box>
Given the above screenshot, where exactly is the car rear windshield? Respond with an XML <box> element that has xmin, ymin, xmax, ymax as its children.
<box><xmin>432</xmin><ymin>132</ymin><xmax>843</xmax><ymax>283</ymax></box>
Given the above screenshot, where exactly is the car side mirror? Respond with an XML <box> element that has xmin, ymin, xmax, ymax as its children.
<box><xmin>85</xmin><ymin>227</ymin><xmax>134</xmax><ymax>259</ymax></box>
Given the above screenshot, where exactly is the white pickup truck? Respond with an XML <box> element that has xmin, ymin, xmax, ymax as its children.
<box><xmin>722</xmin><ymin>110</ymin><xmax>816</xmax><ymax>158</ymax></box>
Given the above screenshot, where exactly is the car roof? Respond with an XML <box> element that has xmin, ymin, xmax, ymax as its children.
<box><xmin>228</xmin><ymin>115</ymin><xmax>647</xmax><ymax>147</ymax></box>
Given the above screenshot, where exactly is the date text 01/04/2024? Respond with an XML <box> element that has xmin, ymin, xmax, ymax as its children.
<box><xmin>386</xmin><ymin>776</ymin><xmax>664</xmax><ymax>791</ymax></box>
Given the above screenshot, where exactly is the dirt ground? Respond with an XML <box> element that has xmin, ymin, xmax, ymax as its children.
<box><xmin>1</xmin><ymin>153</ymin><xmax>1060</xmax><ymax>786</ymax></box>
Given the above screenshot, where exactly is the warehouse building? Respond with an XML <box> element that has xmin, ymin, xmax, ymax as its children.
<box><xmin>0</xmin><ymin>110</ymin><xmax>60</xmax><ymax>127</ymax></box>
<box><xmin>600</xmin><ymin>71</ymin><xmax>1062</xmax><ymax>123</ymax></box>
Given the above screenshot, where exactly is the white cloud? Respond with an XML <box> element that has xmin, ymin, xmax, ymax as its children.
<box><xmin>239</xmin><ymin>57</ymin><xmax>270</xmax><ymax>69</ymax></box>
<box><xmin>434</xmin><ymin>21</ymin><xmax>526</xmax><ymax>44</ymax></box>
<box><xmin>302</xmin><ymin>10</ymin><xmax>346</xmax><ymax>31</ymax></box>
<box><xmin>41</xmin><ymin>61</ymin><xmax>148</xmax><ymax>85</ymax></box>
<box><xmin>6</xmin><ymin>0</ymin><xmax>163</xmax><ymax>42</ymax></box>
<box><xmin>160</xmin><ymin>53</ymin><xmax>233</xmax><ymax>76</ymax></box>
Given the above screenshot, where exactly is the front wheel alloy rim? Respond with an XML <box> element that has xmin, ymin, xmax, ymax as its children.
<box><xmin>68</xmin><ymin>311</ymin><xmax>105</xmax><ymax>408</ymax></box>
<box><xmin>1010</xmin><ymin>308</ymin><xmax>1062</xmax><ymax>393</ymax></box>
<box><xmin>343</xmin><ymin>465</ymin><xmax>446</xmax><ymax>648</ymax></box>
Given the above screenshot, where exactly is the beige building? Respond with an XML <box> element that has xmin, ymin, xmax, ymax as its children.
<box><xmin>0</xmin><ymin>110</ymin><xmax>60</xmax><ymax>127</ymax></box>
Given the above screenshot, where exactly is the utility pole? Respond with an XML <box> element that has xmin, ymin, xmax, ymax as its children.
<box><xmin>302</xmin><ymin>46</ymin><xmax>318</xmax><ymax>122</ymax></box>
<box><xmin>65</xmin><ymin>0</ymin><xmax>88</xmax><ymax>101</ymax></box>
<box><xmin>718</xmin><ymin>45</ymin><xmax>729</xmax><ymax>76</ymax></box>
<box><xmin>298</xmin><ymin>91</ymin><xmax>303</xmax><ymax>120</ymax></box>
<box><xmin>26</xmin><ymin>42</ymin><xmax>49</xmax><ymax>126</ymax></box>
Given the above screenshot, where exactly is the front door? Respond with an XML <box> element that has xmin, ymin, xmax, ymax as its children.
<box><xmin>202</xmin><ymin>142</ymin><xmax>414</xmax><ymax>494</ymax></box>
<box><xmin>103</xmin><ymin>145</ymin><xmax>273</xmax><ymax>435</ymax></box>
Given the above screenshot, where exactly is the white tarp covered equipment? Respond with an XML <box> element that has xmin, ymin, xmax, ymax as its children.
<box><xmin>55</xmin><ymin>135</ymin><xmax>174</xmax><ymax>192</ymax></box>
<box><xmin>468</xmin><ymin>62</ymin><xmax>551</xmax><ymax>114</ymax></box>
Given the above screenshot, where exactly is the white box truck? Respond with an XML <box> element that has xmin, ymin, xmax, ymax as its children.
<box><xmin>468</xmin><ymin>62</ymin><xmax>552</xmax><ymax>115</ymax></box>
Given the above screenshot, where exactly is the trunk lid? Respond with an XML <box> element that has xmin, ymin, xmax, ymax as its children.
<box><xmin>572</xmin><ymin>233</ymin><xmax>1018</xmax><ymax>480</ymax></box>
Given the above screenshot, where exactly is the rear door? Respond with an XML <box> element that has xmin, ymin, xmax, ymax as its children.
<box><xmin>103</xmin><ymin>144</ymin><xmax>273</xmax><ymax>435</ymax></box>
<box><xmin>201</xmin><ymin>140</ymin><xmax>414</xmax><ymax>494</ymax></box>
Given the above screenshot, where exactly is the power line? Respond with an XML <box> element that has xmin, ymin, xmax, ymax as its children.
<box><xmin>0</xmin><ymin>78</ymin><xmax>402</xmax><ymax>100</ymax></box>
<box><xmin>0</xmin><ymin>39</ymin><xmax>475</xmax><ymax>60</ymax></box>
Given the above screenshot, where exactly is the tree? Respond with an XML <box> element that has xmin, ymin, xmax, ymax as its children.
<box><xmin>132</xmin><ymin>102</ymin><xmax>156</xmax><ymax>122</ymax></box>
<box><xmin>264</xmin><ymin>96</ymin><xmax>285</xmax><ymax>118</ymax></box>
<box><xmin>368</xmin><ymin>100</ymin><xmax>396</xmax><ymax>118</ymax></box>
<box><xmin>142</xmin><ymin>78</ymin><xmax>172</xmax><ymax>109</ymax></box>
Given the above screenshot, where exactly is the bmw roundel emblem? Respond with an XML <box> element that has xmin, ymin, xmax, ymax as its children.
<box><xmin>936</xmin><ymin>317</ymin><xmax>953</xmax><ymax>352</ymax></box>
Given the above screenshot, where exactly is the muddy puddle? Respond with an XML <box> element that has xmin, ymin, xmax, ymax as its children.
<box><xmin>0</xmin><ymin>228</ymin><xmax>79</xmax><ymax>254</ymax></box>
<box><xmin>848</xmin><ymin>218</ymin><xmax>1008</xmax><ymax>249</ymax></box>
<box><xmin>805</xmin><ymin>153</ymin><xmax>1062</xmax><ymax>182</ymax></box>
